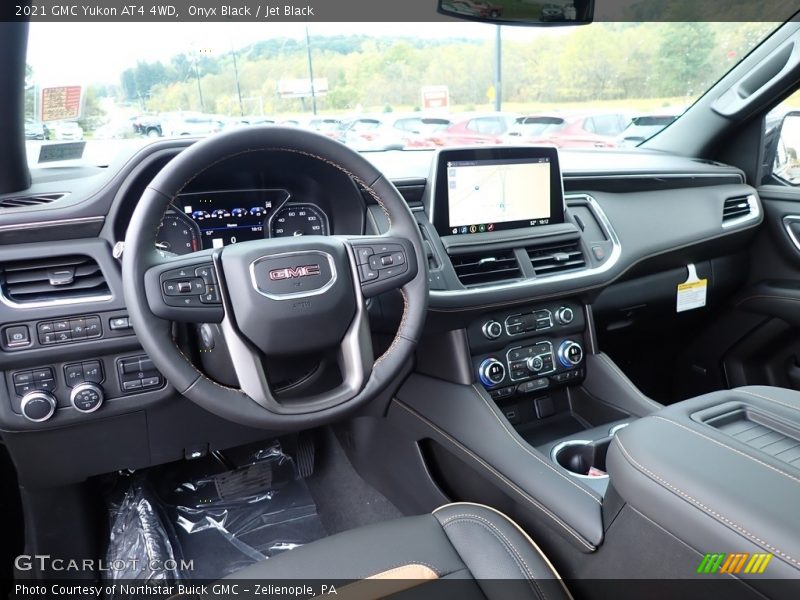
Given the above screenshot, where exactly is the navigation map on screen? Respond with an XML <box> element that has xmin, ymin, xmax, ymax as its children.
<box><xmin>446</xmin><ymin>158</ymin><xmax>551</xmax><ymax>233</ymax></box>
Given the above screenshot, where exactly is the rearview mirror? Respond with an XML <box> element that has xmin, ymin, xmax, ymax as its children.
<box><xmin>438</xmin><ymin>0</ymin><xmax>593</xmax><ymax>26</ymax></box>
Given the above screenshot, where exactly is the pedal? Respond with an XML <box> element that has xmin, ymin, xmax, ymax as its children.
<box><xmin>296</xmin><ymin>431</ymin><xmax>316</xmax><ymax>479</ymax></box>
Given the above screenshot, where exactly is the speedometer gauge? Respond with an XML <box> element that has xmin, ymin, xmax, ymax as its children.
<box><xmin>269</xmin><ymin>204</ymin><xmax>329</xmax><ymax>238</ymax></box>
<box><xmin>156</xmin><ymin>211</ymin><xmax>201</xmax><ymax>255</ymax></box>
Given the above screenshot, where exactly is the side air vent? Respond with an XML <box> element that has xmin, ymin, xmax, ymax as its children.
<box><xmin>0</xmin><ymin>255</ymin><xmax>110</xmax><ymax>305</ymax></box>
<box><xmin>722</xmin><ymin>194</ymin><xmax>756</xmax><ymax>225</ymax></box>
<box><xmin>0</xmin><ymin>193</ymin><xmax>66</xmax><ymax>209</ymax></box>
<box><xmin>527</xmin><ymin>242</ymin><xmax>586</xmax><ymax>277</ymax></box>
<box><xmin>451</xmin><ymin>250</ymin><xmax>521</xmax><ymax>287</ymax></box>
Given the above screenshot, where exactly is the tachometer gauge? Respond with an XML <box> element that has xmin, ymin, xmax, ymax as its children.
<box><xmin>269</xmin><ymin>204</ymin><xmax>329</xmax><ymax>237</ymax></box>
<box><xmin>156</xmin><ymin>211</ymin><xmax>202</xmax><ymax>255</ymax></box>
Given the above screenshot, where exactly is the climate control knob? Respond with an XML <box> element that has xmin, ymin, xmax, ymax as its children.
<box><xmin>554</xmin><ymin>306</ymin><xmax>575</xmax><ymax>325</ymax></box>
<box><xmin>558</xmin><ymin>340</ymin><xmax>584</xmax><ymax>368</ymax></box>
<box><xmin>481</xmin><ymin>320</ymin><xmax>503</xmax><ymax>340</ymax></box>
<box><xmin>20</xmin><ymin>391</ymin><xmax>57</xmax><ymax>423</ymax></box>
<box><xmin>478</xmin><ymin>358</ymin><xmax>506</xmax><ymax>387</ymax></box>
<box><xmin>70</xmin><ymin>382</ymin><xmax>104</xmax><ymax>413</ymax></box>
<box><xmin>526</xmin><ymin>355</ymin><xmax>545</xmax><ymax>373</ymax></box>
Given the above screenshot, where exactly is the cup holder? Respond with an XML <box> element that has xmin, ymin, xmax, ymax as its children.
<box><xmin>551</xmin><ymin>438</ymin><xmax>611</xmax><ymax>479</ymax></box>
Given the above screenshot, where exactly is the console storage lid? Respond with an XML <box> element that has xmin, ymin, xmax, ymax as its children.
<box><xmin>607</xmin><ymin>386</ymin><xmax>800</xmax><ymax>579</ymax></box>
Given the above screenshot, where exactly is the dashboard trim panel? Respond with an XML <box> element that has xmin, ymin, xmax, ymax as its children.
<box><xmin>0</xmin><ymin>216</ymin><xmax>105</xmax><ymax>233</ymax></box>
<box><xmin>432</xmin><ymin>193</ymin><xmax>622</xmax><ymax>298</ymax></box>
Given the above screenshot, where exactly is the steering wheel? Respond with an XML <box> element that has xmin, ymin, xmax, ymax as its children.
<box><xmin>122</xmin><ymin>127</ymin><xmax>428</xmax><ymax>430</ymax></box>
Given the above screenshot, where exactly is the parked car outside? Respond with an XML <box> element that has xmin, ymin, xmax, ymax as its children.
<box><xmin>426</xmin><ymin>113</ymin><xmax>518</xmax><ymax>146</ymax></box>
<box><xmin>51</xmin><ymin>121</ymin><xmax>84</xmax><ymax>141</ymax></box>
<box><xmin>503</xmin><ymin>111</ymin><xmax>630</xmax><ymax>148</ymax></box>
<box><xmin>159</xmin><ymin>112</ymin><xmax>224</xmax><ymax>138</ymax></box>
<box><xmin>460</xmin><ymin>0</ymin><xmax>504</xmax><ymax>18</ymax></box>
<box><xmin>337</xmin><ymin>116</ymin><xmax>407</xmax><ymax>151</ymax></box>
<box><xmin>132</xmin><ymin>115</ymin><xmax>162</xmax><ymax>137</ymax></box>
<box><xmin>24</xmin><ymin>119</ymin><xmax>48</xmax><ymax>140</ymax></box>
<box><xmin>616</xmin><ymin>112</ymin><xmax>682</xmax><ymax>146</ymax></box>
<box><xmin>440</xmin><ymin>0</ymin><xmax>483</xmax><ymax>18</ymax></box>
<box><xmin>541</xmin><ymin>3</ymin><xmax>565</xmax><ymax>21</ymax></box>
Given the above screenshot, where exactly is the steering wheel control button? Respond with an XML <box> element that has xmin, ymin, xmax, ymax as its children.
<box><xmin>359</xmin><ymin>265</ymin><xmax>378</xmax><ymax>282</ymax></box>
<box><xmin>355</xmin><ymin>246</ymin><xmax>374</xmax><ymax>265</ymax></box>
<box><xmin>21</xmin><ymin>391</ymin><xmax>57</xmax><ymax>422</ymax></box>
<box><xmin>558</xmin><ymin>340</ymin><xmax>584</xmax><ymax>368</ymax></box>
<box><xmin>195</xmin><ymin>265</ymin><xmax>217</xmax><ymax>284</ymax></box>
<box><xmin>70</xmin><ymin>383</ymin><xmax>104</xmax><ymax>413</ymax></box>
<box><xmin>478</xmin><ymin>358</ymin><xmax>506</xmax><ymax>387</ymax></box>
<box><xmin>200</xmin><ymin>285</ymin><xmax>220</xmax><ymax>304</ymax></box>
<box><xmin>482</xmin><ymin>320</ymin><xmax>503</xmax><ymax>340</ymax></box>
<box><xmin>165</xmin><ymin>295</ymin><xmax>203</xmax><ymax>307</ymax></box>
<box><xmin>4</xmin><ymin>325</ymin><xmax>31</xmax><ymax>348</ymax></box>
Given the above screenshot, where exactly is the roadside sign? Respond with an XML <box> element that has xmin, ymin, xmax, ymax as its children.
<box><xmin>40</xmin><ymin>86</ymin><xmax>83</xmax><ymax>122</ymax></box>
<box><xmin>422</xmin><ymin>85</ymin><xmax>449</xmax><ymax>109</ymax></box>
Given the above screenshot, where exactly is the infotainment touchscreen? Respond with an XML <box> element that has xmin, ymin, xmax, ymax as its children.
<box><xmin>432</xmin><ymin>147</ymin><xmax>564</xmax><ymax>236</ymax></box>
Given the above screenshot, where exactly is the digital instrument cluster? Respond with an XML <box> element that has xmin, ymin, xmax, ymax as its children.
<box><xmin>155</xmin><ymin>188</ymin><xmax>329</xmax><ymax>255</ymax></box>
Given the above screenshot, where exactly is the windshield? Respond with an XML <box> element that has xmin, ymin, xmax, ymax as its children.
<box><xmin>25</xmin><ymin>21</ymin><xmax>776</xmax><ymax>166</ymax></box>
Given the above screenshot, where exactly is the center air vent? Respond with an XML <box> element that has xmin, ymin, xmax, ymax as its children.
<box><xmin>0</xmin><ymin>193</ymin><xmax>66</xmax><ymax>209</ymax></box>
<box><xmin>451</xmin><ymin>250</ymin><xmax>521</xmax><ymax>287</ymax></box>
<box><xmin>0</xmin><ymin>255</ymin><xmax>110</xmax><ymax>305</ymax></box>
<box><xmin>527</xmin><ymin>242</ymin><xmax>586</xmax><ymax>277</ymax></box>
<box><xmin>722</xmin><ymin>195</ymin><xmax>755</xmax><ymax>224</ymax></box>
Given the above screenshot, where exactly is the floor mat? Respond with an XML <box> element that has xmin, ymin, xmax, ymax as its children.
<box><xmin>305</xmin><ymin>429</ymin><xmax>403</xmax><ymax>535</ymax></box>
<box><xmin>105</xmin><ymin>442</ymin><xmax>326</xmax><ymax>583</ymax></box>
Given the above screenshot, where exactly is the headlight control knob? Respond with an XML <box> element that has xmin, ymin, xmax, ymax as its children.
<box><xmin>481</xmin><ymin>320</ymin><xmax>503</xmax><ymax>340</ymax></box>
<box><xmin>70</xmin><ymin>382</ymin><xmax>104</xmax><ymax>413</ymax></box>
<box><xmin>20</xmin><ymin>391</ymin><xmax>57</xmax><ymax>422</ymax></box>
<box><xmin>478</xmin><ymin>358</ymin><xmax>506</xmax><ymax>387</ymax></box>
<box><xmin>558</xmin><ymin>340</ymin><xmax>584</xmax><ymax>368</ymax></box>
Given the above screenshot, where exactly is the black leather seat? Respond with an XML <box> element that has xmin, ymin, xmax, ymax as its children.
<box><xmin>228</xmin><ymin>502</ymin><xmax>571</xmax><ymax>599</ymax></box>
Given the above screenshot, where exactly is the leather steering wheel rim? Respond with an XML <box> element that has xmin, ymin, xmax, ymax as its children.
<box><xmin>121</xmin><ymin>127</ymin><xmax>428</xmax><ymax>430</ymax></box>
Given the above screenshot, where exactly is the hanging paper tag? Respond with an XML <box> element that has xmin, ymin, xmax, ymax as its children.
<box><xmin>677</xmin><ymin>264</ymin><xmax>707</xmax><ymax>313</ymax></box>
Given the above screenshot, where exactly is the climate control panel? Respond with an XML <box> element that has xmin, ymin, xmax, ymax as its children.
<box><xmin>468</xmin><ymin>300</ymin><xmax>587</xmax><ymax>402</ymax></box>
<box><xmin>474</xmin><ymin>337</ymin><xmax>585</xmax><ymax>400</ymax></box>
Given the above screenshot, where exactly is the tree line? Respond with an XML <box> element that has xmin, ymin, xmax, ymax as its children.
<box><xmin>112</xmin><ymin>23</ymin><xmax>778</xmax><ymax>118</ymax></box>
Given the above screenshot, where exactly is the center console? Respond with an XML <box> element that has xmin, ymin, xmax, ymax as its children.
<box><xmin>468</xmin><ymin>300</ymin><xmax>586</xmax><ymax>422</ymax></box>
<box><xmin>607</xmin><ymin>386</ymin><xmax>800</xmax><ymax>583</ymax></box>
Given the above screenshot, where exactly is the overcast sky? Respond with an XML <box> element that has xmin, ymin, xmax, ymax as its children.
<box><xmin>27</xmin><ymin>22</ymin><xmax>561</xmax><ymax>86</ymax></box>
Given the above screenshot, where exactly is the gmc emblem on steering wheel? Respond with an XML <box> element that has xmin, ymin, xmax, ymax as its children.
<box><xmin>268</xmin><ymin>264</ymin><xmax>322</xmax><ymax>281</ymax></box>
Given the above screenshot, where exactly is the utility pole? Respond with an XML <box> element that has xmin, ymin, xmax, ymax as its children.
<box><xmin>305</xmin><ymin>26</ymin><xmax>317</xmax><ymax>115</ymax></box>
<box><xmin>191</xmin><ymin>50</ymin><xmax>205</xmax><ymax>112</ymax></box>
<box><xmin>231</xmin><ymin>45</ymin><xmax>244</xmax><ymax>117</ymax></box>
<box><xmin>494</xmin><ymin>25</ymin><xmax>502</xmax><ymax>112</ymax></box>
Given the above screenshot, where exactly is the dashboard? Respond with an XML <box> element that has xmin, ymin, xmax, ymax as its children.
<box><xmin>0</xmin><ymin>137</ymin><xmax>765</xmax><ymax>488</ymax></box>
